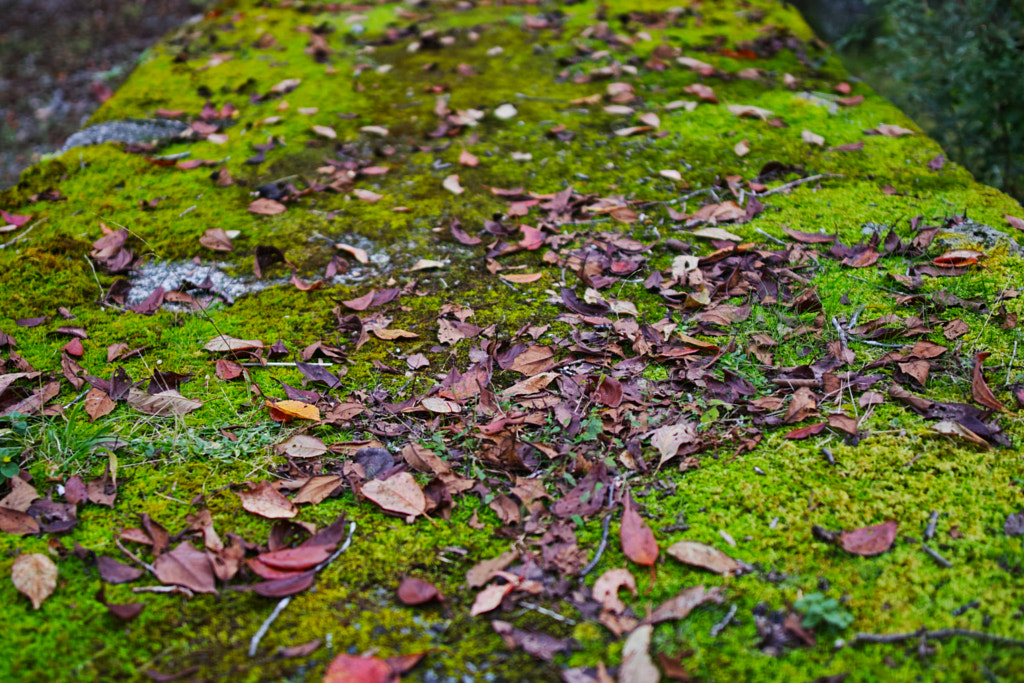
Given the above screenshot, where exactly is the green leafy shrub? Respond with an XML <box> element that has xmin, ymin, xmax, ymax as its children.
<box><xmin>794</xmin><ymin>592</ymin><xmax>855</xmax><ymax>631</ymax></box>
<box><xmin>862</xmin><ymin>0</ymin><xmax>1024</xmax><ymax>199</ymax></box>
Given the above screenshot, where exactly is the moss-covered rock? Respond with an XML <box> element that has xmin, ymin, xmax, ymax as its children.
<box><xmin>1</xmin><ymin>0</ymin><xmax>1023</xmax><ymax>681</ymax></box>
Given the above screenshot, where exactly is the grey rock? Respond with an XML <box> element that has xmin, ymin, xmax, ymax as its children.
<box><xmin>60</xmin><ymin>118</ymin><xmax>189</xmax><ymax>153</ymax></box>
<box><xmin>936</xmin><ymin>217</ymin><xmax>1020</xmax><ymax>255</ymax></box>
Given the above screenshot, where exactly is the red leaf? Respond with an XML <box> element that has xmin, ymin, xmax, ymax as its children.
<box><xmin>840</xmin><ymin>520</ymin><xmax>897</xmax><ymax>556</ymax></box>
<box><xmin>971</xmin><ymin>352</ymin><xmax>1008</xmax><ymax>413</ymax></box>
<box><xmin>397</xmin><ymin>577</ymin><xmax>444</xmax><ymax>605</ymax></box>
<box><xmin>251</xmin><ymin>570</ymin><xmax>315</xmax><ymax>597</ymax></box>
<box><xmin>257</xmin><ymin>545</ymin><xmax>333</xmax><ymax>571</ymax></box>
<box><xmin>784</xmin><ymin>422</ymin><xmax>827</xmax><ymax>440</ymax></box>
<box><xmin>323</xmin><ymin>654</ymin><xmax>397</xmax><ymax>683</ymax></box>
<box><xmin>620</xmin><ymin>493</ymin><xmax>659</xmax><ymax>567</ymax></box>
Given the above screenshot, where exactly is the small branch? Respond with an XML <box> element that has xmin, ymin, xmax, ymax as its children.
<box><xmin>116</xmin><ymin>538</ymin><xmax>158</xmax><ymax>576</ymax></box>
<box><xmin>922</xmin><ymin>543</ymin><xmax>953</xmax><ymax>568</ymax></box>
<box><xmin>580</xmin><ymin>482</ymin><xmax>616</xmax><ymax>579</ymax></box>
<box><xmin>248</xmin><ymin>521</ymin><xmax>356</xmax><ymax>658</ymax></box>
<box><xmin>924</xmin><ymin>511</ymin><xmax>939</xmax><ymax>540</ymax></box>
<box><xmin>756</xmin><ymin>174</ymin><xmax>843</xmax><ymax>197</ymax></box>
<box><xmin>755</xmin><ymin>228</ymin><xmax>787</xmax><ymax>246</ymax></box>
<box><xmin>830</xmin><ymin>316</ymin><xmax>849</xmax><ymax>351</ymax></box>
<box><xmin>240</xmin><ymin>362</ymin><xmax>334</xmax><ymax>367</ymax></box>
<box><xmin>850</xmin><ymin>627</ymin><xmax>1024</xmax><ymax>648</ymax></box>
<box><xmin>710</xmin><ymin>603</ymin><xmax>738</xmax><ymax>637</ymax></box>
<box><xmin>0</xmin><ymin>217</ymin><xmax>47</xmax><ymax>249</ymax></box>
<box><xmin>519</xmin><ymin>601</ymin><xmax>577</xmax><ymax>625</ymax></box>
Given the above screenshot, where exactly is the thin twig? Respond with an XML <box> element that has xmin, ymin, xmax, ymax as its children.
<box><xmin>0</xmin><ymin>217</ymin><xmax>47</xmax><ymax>249</ymax></box>
<box><xmin>248</xmin><ymin>521</ymin><xmax>356</xmax><ymax>657</ymax></box>
<box><xmin>1006</xmin><ymin>340</ymin><xmax>1018</xmax><ymax>386</ymax></box>
<box><xmin>922</xmin><ymin>543</ymin><xmax>953</xmax><ymax>568</ymax></box>
<box><xmin>924</xmin><ymin>511</ymin><xmax>939</xmax><ymax>540</ymax></box>
<box><xmin>63</xmin><ymin>390</ymin><xmax>90</xmax><ymax>410</ymax></box>
<box><xmin>115</xmin><ymin>538</ymin><xmax>158</xmax><ymax>576</ymax></box>
<box><xmin>831</xmin><ymin>316</ymin><xmax>849</xmax><ymax>351</ymax></box>
<box><xmin>755</xmin><ymin>228</ymin><xmax>787</xmax><ymax>246</ymax></box>
<box><xmin>580</xmin><ymin>482</ymin><xmax>616</xmax><ymax>579</ymax></box>
<box><xmin>519</xmin><ymin>601</ymin><xmax>577</xmax><ymax>625</ymax></box>
<box><xmin>710</xmin><ymin>603</ymin><xmax>738</xmax><ymax>637</ymax></box>
<box><xmin>756</xmin><ymin>174</ymin><xmax>843</xmax><ymax>197</ymax></box>
<box><xmin>850</xmin><ymin>627</ymin><xmax>1024</xmax><ymax>648</ymax></box>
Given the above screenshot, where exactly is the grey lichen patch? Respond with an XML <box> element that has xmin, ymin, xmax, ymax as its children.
<box><xmin>59</xmin><ymin>117</ymin><xmax>190</xmax><ymax>153</ymax></box>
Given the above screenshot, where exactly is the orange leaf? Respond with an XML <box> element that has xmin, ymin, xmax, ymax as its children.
<box><xmin>972</xmin><ymin>352</ymin><xmax>1008</xmax><ymax>413</ymax></box>
<box><xmin>266</xmin><ymin>400</ymin><xmax>320</xmax><ymax>422</ymax></box>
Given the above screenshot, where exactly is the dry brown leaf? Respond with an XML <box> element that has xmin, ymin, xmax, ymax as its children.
<box><xmin>292</xmin><ymin>475</ymin><xmax>344</xmax><ymax>505</ymax></box>
<box><xmin>501</xmin><ymin>372</ymin><xmax>559</xmax><ymax>397</ymax></box>
<box><xmin>312</xmin><ymin>125</ymin><xmax>337</xmax><ymax>139</ymax></box>
<box><xmin>650</xmin><ymin>421</ymin><xmax>698</xmax><ymax>468</ymax></box>
<box><xmin>237</xmin><ymin>481</ymin><xmax>297</xmax><ymax>519</ymax></box>
<box><xmin>153</xmin><ymin>542</ymin><xmax>217</xmax><ymax>593</ymax></box>
<box><xmin>466</xmin><ymin>550</ymin><xmax>518</xmax><ymax>588</ymax></box>
<box><xmin>801</xmin><ymin>129</ymin><xmax>825</xmax><ymax>146</ymax></box>
<box><xmin>443</xmin><ymin>174</ymin><xmax>464</xmax><ymax>194</ymax></box>
<box><xmin>274</xmin><ymin>434</ymin><xmax>327</xmax><ymax>459</ymax></box>
<box><xmin>83</xmin><ymin>388</ymin><xmax>115</xmax><ymax>421</ymax></box>
<box><xmin>621</xmin><ymin>493</ymin><xmax>659</xmax><ymax>568</ymax></box>
<box><xmin>0</xmin><ymin>508</ymin><xmax>40</xmax><ymax>535</ymax></box>
<box><xmin>618</xmin><ymin>625</ymin><xmax>659</xmax><ymax>683</ymax></box>
<box><xmin>12</xmin><ymin>553</ymin><xmax>57</xmax><ymax>609</ymax></box>
<box><xmin>649</xmin><ymin>585</ymin><xmax>724</xmax><ymax>624</ymax></box>
<box><xmin>267</xmin><ymin>400</ymin><xmax>321</xmax><ymax>422</ymax></box>
<box><xmin>361</xmin><ymin>472</ymin><xmax>427</xmax><ymax>523</ymax></box>
<box><xmin>126</xmin><ymin>388</ymin><xmax>202</xmax><ymax>417</ymax></box>
<box><xmin>470</xmin><ymin>581</ymin><xmax>514</xmax><ymax>616</ymax></box>
<box><xmin>666</xmin><ymin>540</ymin><xmax>740</xmax><ymax>576</ymax></box>
<box><xmin>972</xmin><ymin>352</ymin><xmax>1008</xmax><ymax>413</ymax></box>
<box><xmin>0</xmin><ymin>476</ymin><xmax>38</xmax><ymax>512</ymax></box>
<box><xmin>839</xmin><ymin>520</ymin><xmax>897</xmax><ymax>557</ymax></box>
<box><xmin>248</xmin><ymin>198</ymin><xmax>287</xmax><ymax>215</ymax></box>
<box><xmin>733</xmin><ymin>139</ymin><xmax>750</xmax><ymax>157</ymax></box>
<box><xmin>199</xmin><ymin>228</ymin><xmax>233</xmax><ymax>252</ymax></box>
<box><xmin>203</xmin><ymin>335</ymin><xmax>264</xmax><ymax>352</ymax></box>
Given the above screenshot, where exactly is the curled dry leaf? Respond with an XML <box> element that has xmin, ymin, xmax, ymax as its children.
<box><xmin>734</xmin><ymin>139</ymin><xmax>750</xmax><ymax>157</ymax></box>
<box><xmin>83</xmin><ymin>388</ymin><xmax>115</xmax><ymax>421</ymax></box>
<box><xmin>12</xmin><ymin>553</ymin><xmax>58</xmax><ymax>609</ymax></box>
<box><xmin>0</xmin><ymin>507</ymin><xmax>40</xmax><ymax>535</ymax></box>
<box><xmin>839</xmin><ymin>520</ymin><xmax>897</xmax><ymax>557</ymax></box>
<box><xmin>972</xmin><ymin>352</ymin><xmax>1008</xmax><ymax>413</ymax></box>
<box><xmin>443</xmin><ymin>174</ymin><xmax>465</xmax><ymax>195</ymax></box>
<box><xmin>257</xmin><ymin>545</ymin><xmax>333</xmax><ymax>571</ymax></box>
<box><xmin>650</xmin><ymin>421</ymin><xmax>698</xmax><ymax>468</ymax></box>
<box><xmin>237</xmin><ymin>481</ymin><xmax>297</xmax><ymax>519</ymax></box>
<box><xmin>620</xmin><ymin>494</ymin><xmax>659</xmax><ymax>568</ymax></box>
<box><xmin>592</xmin><ymin>568</ymin><xmax>637</xmax><ymax>614</ymax></box>
<box><xmin>666</xmin><ymin>540</ymin><xmax>740</xmax><ymax>576</ymax></box>
<box><xmin>801</xmin><ymin>129</ymin><xmax>825</xmax><ymax>146</ymax></box>
<box><xmin>312</xmin><ymin>125</ymin><xmax>337</xmax><ymax>139</ymax></box>
<box><xmin>361</xmin><ymin>472</ymin><xmax>427</xmax><ymax>523</ymax></box>
<box><xmin>292</xmin><ymin>475</ymin><xmax>344</xmax><ymax>505</ymax></box>
<box><xmin>421</xmin><ymin>397</ymin><xmax>462</xmax><ymax>414</ymax></box>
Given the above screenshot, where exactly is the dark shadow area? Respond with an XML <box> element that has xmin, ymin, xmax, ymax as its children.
<box><xmin>0</xmin><ymin>0</ymin><xmax>206</xmax><ymax>188</ymax></box>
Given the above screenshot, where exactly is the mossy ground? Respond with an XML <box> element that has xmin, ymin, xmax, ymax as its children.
<box><xmin>1</xmin><ymin>0</ymin><xmax>1023</xmax><ymax>681</ymax></box>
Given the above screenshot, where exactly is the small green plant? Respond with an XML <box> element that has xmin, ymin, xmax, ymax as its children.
<box><xmin>0</xmin><ymin>412</ymin><xmax>29</xmax><ymax>478</ymax></box>
<box><xmin>794</xmin><ymin>592</ymin><xmax>854</xmax><ymax>631</ymax></box>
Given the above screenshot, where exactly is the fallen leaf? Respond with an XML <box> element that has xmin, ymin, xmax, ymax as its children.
<box><xmin>492</xmin><ymin>620</ymin><xmax>573</xmax><ymax>662</ymax></box>
<box><xmin>335</xmin><ymin>243</ymin><xmax>369</xmax><ymax>264</ymax></box>
<box><xmin>248</xmin><ymin>198</ymin><xmax>287</xmax><ymax>215</ymax></box>
<box><xmin>97</xmin><ymin>555</ymin><xmax>144</xmax><ymax>584</ymax></box>
<box><xmin>872</xmin><ymin>124</ymin><xmax>915</xmax><ymax>137</ymax></box>
<box><xmin>275</xmin><ymin>435</ymin><xmax>327</xmax><ymax>459</ymax></box>
<box><xmin>312</xmin><ymin>125</ymin><xmax>337</xmax><ymax>139</ymax></box>
<box><xmin>257</xmin><ymin>545</ymin><xmax>333</xmax><ymax>571</ymax></box>
<box><xmin>153</xmin><ymin>542</ymin><xmax>217</xmax><ymax>593</ymax></box>
<box><xmin>266</xmin><ymin>400</ymin><xmax>321</xmax><ymax>422</ymax></box>
<box><xmin>0</xmin><ymin>507</ymin><xmax>40</xmax><ymax>535</ymax></box>
<box><xmin>397</xmin><ymin>577</ymin><xmax>443</xmax><ymax>605</ymax></box>
<box><xmin>443</xmin><ymin>175</ymin><xmax>465</xmax><ymax>194</ymax></box>
<box><xmin>734</xmin><ymin>139</ymin><xmax>750</xmax><ymax>156</ymax></box>
<box><xmin>649</xmin><ymin>584</ymin><xmax>724</xmax><ymax>624</ymax></box>
<box><xmin>972</xmin><ymin>352</ymin><xmax>1008</xmax><ymax>412</ymax></box>
<box><xmin>361</xmin><ymin>472</ymin><xmax>427</xmax><ymax>523</ymax></box>
<box><xmin>0</xmin><ymin>476</ymin><xmax>38</xmax><ymax>512</ymax></box>
<box><xmin>12</xmin><ymin>553</ymin><xmax>58</xmax><ymax>609</ymax></box>
<box><xmin>620</xmin><ymin>493</ymin><xmax>659</xmax><ymax>569</ymax></box>
<box><xmin>1005</xmin><ymin>214</ymin><xmax>1024</xmax><ymax>231</ymax></box>
<box><xmin>127</xmin><ymin>388</ymin><xmax>202</xmax><ymax>417</ymax></box>
<box><xmin>931</xmin><ymin>420</ymin><xmax>989</xmax><ymax>448</ymax></box>
<box><xmin>470</xmin><ymin>581</ymin><xmax>514</xmax><ymax>616</ymax></box>
<box><xmin>801</xmin><ymin>129</ymin><xmax>825</xmax><ymax>146</ymax></box>
<box><xmin>466</xmin><ymin>550</ymin><xmax>518</xmax><ymax>588</ymax></box>
<box><xmin>666</xmin><ymin>540</ymin><xmax>740</xmax><ymax>575</ymax></box>
<box><xmin>692</xmin><ymin>227</ymin><xmax>742</xmax><ymax>241</ymax></box>
<box><xmin>839</xmin><ymin>520</ymin><xmax>897</xmax><ymax>557</ymax></box>
<box><xmin>83</xmin><ymin>388</ymin><xmax>115</xmax><ymax>421</ymax></box>
<box><xmin>421</xmin><ymin>397</ymin><xmax>462</xmax><ymax>413</ymax></box>
<box><xmin>203</xmin><ymin>335</ymin><xmax>264</xmax><ymax>352</ymax></box>
<box><xmin>618</xmin><ymin>625</ymin><xmax>659</xmax><ymax>683</ymax></box>
<box><xmin>592</xmin><ymin>568</ymin><xmax>637</xmax><ymax>614</ymax></box>
<box><xmin>459</xmin><ymin>150</ymin><xmax>479</xmax><ymax>167</ymax></box>
<box><xmin>292</xmin><ymin>475</ymin><xmax>344</xmax><ymax>505</ymax></box>
<box><xmin>650</xmin><ymin>421</ymin><xmax>699</xmax><ymax>467</ymax></box>
<box><xmin>199</xmin><ymin>228</ymin><xmax>233</xmax><ymax>252</ymax></box>
<box><xmin>251</xmin><ymin>570</ymin><xmax>315</xmax><ymax>597</ymax></box>
<box><xmin>237</xmin><ymin>481</ymin><xmax>298</xmax><ymax>519</ymax></box>
<box><xmin>728</xmin><ymin>104</ymin><xmax>773</xmax><ymax>121</ymax></box>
